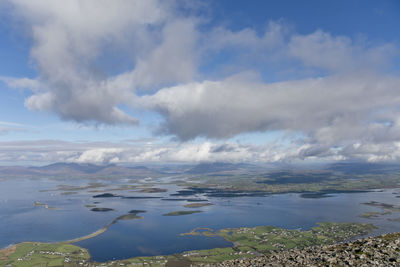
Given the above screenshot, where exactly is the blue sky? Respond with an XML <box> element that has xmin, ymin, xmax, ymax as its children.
<box><xmin>210</xmin><ymin>0</ymin><xmax>400</xmax><ymax>38</ymax></box>
<box><xmin>0</xmin><ymin>0</ymin><xmax>399</xmax><ymax>165</ymax></box>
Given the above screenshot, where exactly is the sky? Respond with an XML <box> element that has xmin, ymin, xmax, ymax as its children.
<box><xmin>0</xmin><ymin>0</ymin><xmax>400</xmax><ymax>165</ymax></box>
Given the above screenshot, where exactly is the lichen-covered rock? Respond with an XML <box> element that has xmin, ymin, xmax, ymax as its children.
<box><xmin>195</xmin><ymin>232</ymin><xmax>400</xmax><ymax>266</ymax></box>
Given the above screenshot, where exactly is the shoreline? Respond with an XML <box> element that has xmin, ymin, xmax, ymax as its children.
<box><xmin>64</xmin><ymin>226</ymin><xmax>109</xmax><ymax>243</ymax></box>
<box><xmin>1</xmin><ymin>187</ymin><xmax>399</xmax><ymax>251</ymax></box>
<box><xmin>0</xmin><ymin>221</ymin><xmax>380</xmax><ymax>266</ymax></box>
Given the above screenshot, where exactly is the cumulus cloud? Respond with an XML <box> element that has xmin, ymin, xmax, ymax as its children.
<box><xmin>3</xmin><ymin>138</ymin><xmax>400</xmax><ymax>165</ymax></box>
<box><xmin>0</xmin><ymin>139</ymin><xmax>329</xmax><ymax>165</ymax></box>
<box><xmin>141</xmin><ymin>73</ymin><xmax>400</xmax><ymax>140</ymax></box>
<box><xmin>5</xmin><ymin>0</ymin><xmax>198</xmax><ymax>124</ymax></box>
<box><xmin>3</xmin><ymin>1</ymin><xmax>400</xmax><ymax>163</ymax></box>
<box><xmin>288</xmin><ymin>30</ymin><xmax>397</xmax><ymax>72</ymax></box>
<box><xmin>0</xmin><ymin>77</ymin><xmax>42</xmax><ymax>92</ymax></box>
<box><xmin>75</xmin><ymin>148</ymin><xmax>124</xmax><ymax>164</ymax></box>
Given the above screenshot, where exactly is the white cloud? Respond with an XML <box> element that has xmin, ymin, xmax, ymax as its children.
<box><xmin>2</xmin><ymin>1</ymin><xmax>400</xmax><ymax>163</ymax></box>
<box><xmin>141</xmin><ymin>72</ymin><xmax>400</xmax><ymax>142</ymax></box>
<box><xmin>3</xmin><ymin>138</ymin><xmax>400</xmax><ymax>165</ymax></box>
<box><xmin>0</xmin><ymin>140</ymin><xmax>307</xmax><ymax>164</ymax></box>
<box><xmin>0</xmin><ymin>77</ymin><xmax>42</xmax><ymax>92</ymax></box>
<box><xmin>74</xmin><ymin>148</ymin><xmax>124</xmax><ymax>164</ymax></box>
<box><xmin>0</xmin><ymin>121</ymin><xmax>27</xmax><ymax>135</ymax></box>
<box><xmin>129</xmin><ymin>19</ymin><xmax>199</xmax><ymax>89</ymax></box>
<box><xmin>6</xmin><ymin>0</ymin><xmax>197</xmax><ymax>124</ymax></box>
<box><xmin>288</xmin><ymin>30</ymin><xmax>397</xmax><ymax>72</ymax></box>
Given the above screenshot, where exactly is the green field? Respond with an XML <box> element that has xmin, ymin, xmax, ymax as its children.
<box><xmin>0</xmin><ymin>222</ymin><xmax>376</xmax><ymax>266</ymax></box>
<box><xmin>184</xmin><ymin>203</ymin><xmax>213</xmax><ymax>208</ymax></box>
<box><xmin>0</xmin><ymin>243</ymin><xmax>90</xmax><ymax>267</ymax></box>
<box><xmin>179</xmin><ymin>170</ymin><xmax>400</xmax><ymax>195</ymax></box>
<box><xmin>180</xmin><ymin>222</ymin><xmax>376</xmax><ymax>264</ymax></box>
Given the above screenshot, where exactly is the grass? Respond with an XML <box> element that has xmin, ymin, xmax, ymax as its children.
<box><xmin>0</xmin><ymin>222</ymin><xmax>377</xmax><ymax>266</ymax></box>
<box><xmin>180</xmin><ymin>171</ymin><xmax>400</xmax><ymax>195</ymax></box>
<box><xmin>182</xmin><ymin>222</ymin><xmax>376</xmax><ymax>263</ymax></box>
<box><xmin>0</xmin><ymin>242</ymin><xmax>90</xmax><ymax>267</ymax></box>
<box><xmin>359</xmin><ymin>211</ymin><xmax>391</xmax><ymax>218</ymax></box>
<box><xmin>184</xmin><ymin>203</ymin><xmax>213</xmax><ymax>208</ymax></box>
<box><xmin>163</xmin><ymin>210</ymin><xmax>203</xmax><ymax>216</ymax></box>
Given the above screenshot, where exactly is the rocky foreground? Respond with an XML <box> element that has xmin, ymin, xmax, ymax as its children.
<box><xmin>195</xmin><ymin>232</ymin><xmax>400</xmax><ymax>267</ymax></box>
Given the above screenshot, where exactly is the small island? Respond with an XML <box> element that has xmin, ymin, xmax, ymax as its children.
<box><xmin>163</xmin><ymin>210</ymin><xmax>203</xmax><ymax>216</ymax></box>
<box><xmin>184</xmin><ymin>203</ymin><xmax>213</xmax><ymax>208</ymax></box>
<box><xmin>34</xmin><ymin>202</ymin><xmax>58</xmax><ymax>210</ymax></box>
<box><xmin>92</xmin><ymin>193</ymin><xmax>119</xmax><ymax>198</ymax></box>
<box><xmin>90</xmin><ymin>208</ymin><xmax>114</xmax><ymax>212</ymax></box>
<box><xmin>362</xmin><ymin>201</ymin><xmax>400</xmax><ymax>212</ymax></box>
<box><xmin>113</xmin><ymin>214</ymin><xmax>143</xmax><ymax>221</ymax></box>
<box><xmin>359</xmin><ymin>201</ymin><xmax>400</xmax><ymax>219</ymax></box>
<box><xmin>359</xmin><ymin>211</ymin><xmax>391</xmax><ymax>218</ymax></box>
<box><xmin>300</xmin><ymin>193</ymin><xmax>332</xmax><ymax>199</ymax></box>
<box><xmin>128</xmin><ymin>210</ymin><xmax>146</xmax><ymax>214</ymax></box>
<box><xmin>138</xmin><ymin>188</ymin><xmax>168</xmax><ymax>193</ymax></box>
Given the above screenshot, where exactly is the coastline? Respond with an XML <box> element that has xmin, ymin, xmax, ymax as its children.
<box><xmin>0</xmin><ymin>221</ymin><xmax>380</xmax><ymax>266</ymax></box>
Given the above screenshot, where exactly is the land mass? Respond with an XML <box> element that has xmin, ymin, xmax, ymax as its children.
<box><xmin>1</xmin><ymin>163</ymin><xmax>400</xmax><ymax>266</ymax></box>
<box><xmin>199</xmin><ymin>232</ymin><xmax>400</xmax><ymax>266</ymax></box>
<box><xmin>7</xmin><ymin>162</ymin><xmax>400</xmax><ymax>201</ymax></box>
<box><xmin>180</xmin><ymin>222</ymin><xmax>376</xmax><ymax>263</ymax></box>
<box><xmin>359</xmin><ymin>201</ymin><xmax>400</xmax><ymax>219</ymax></box>
<box><xmin>0</xmin><ymin>222</ymin><xmax>380</xmax><ymax>266</ymax></box>
<box><xmin>65</xmin><ymin>210</ymin><xmax>145</xmax><ymax>243</ymax></box>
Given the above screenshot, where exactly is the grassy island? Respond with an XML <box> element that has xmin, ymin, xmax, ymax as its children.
<box><xmin>90</xmin><ymin>207</ymin><xmax>114</xmax><ymax>212</ymax></box>
<box><xmin>138</xmin><ymin>188</ymin><xmax>168</xmax><ymax>193</ymax></box>
<box><xmin>184</xmin><ymin>203</ymin><xmax>213</xmax><ymax>208</ymax></box>
<box><xmin>163</xmin><ymin>210</ymin><xmax>203</xmax><ymax>216</ymax></box>
<box><xmin>359</xmin><ymin>201</ymin><xmax>400</xmax><ymax>219</ymax></box>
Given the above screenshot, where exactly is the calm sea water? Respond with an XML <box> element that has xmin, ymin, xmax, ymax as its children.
<box><xmin>0</xmin><ymin>177</ymin><xmax>399</xmax><ymax>262</ymax></box>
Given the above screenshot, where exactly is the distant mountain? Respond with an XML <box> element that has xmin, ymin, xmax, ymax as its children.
<box><xmin>3</xmin><ymin>161</ymin><xmax>400</xmax><ymax>179</ymax></box>
<box><xmin>0</xmin><ymin>166</ymin><xmax>39</xmax><ymax>176</ymax></box>
<box><xmin>95</xmin><ymin>165</ymin><xmax>157</xmax><ymax>176</ymax></box>
<box><xmin>0</xmin><ymin>162</ymin><xmax>162</xmax><ymax>178</ymax></box>
<box><xmin>128</xmin><ymin>166</ymin><xmax>149</xmax><ymax>170</ymax></box>
<box><xmin>30</xmin><ymin>162</ymin><xmax>114</xmax><ymax>174</ymax></box>
<box><xmin>327</xmin><ymin>162</ymin><xmax>400</xmax><ymax>174</ymax></box>
<box><xmin>186</xmin><ymin>162</ymin><xmax>259</xmax><ymax>174</ymax></box>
